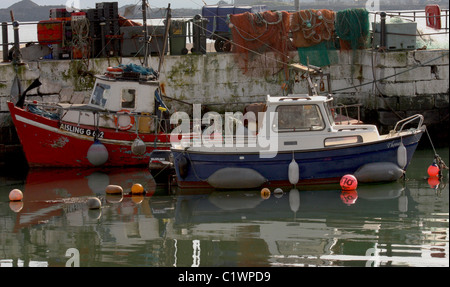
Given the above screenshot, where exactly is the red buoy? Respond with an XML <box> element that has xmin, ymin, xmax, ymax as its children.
<box><xmin>340</xmin><ymin>174</ymin><xmax>358</xmax><ymax>190</ymax></box>
<box><xmin>427</xmin><ymin>162</ymin><xmax>440</xmax><ymax>177</ymax></box>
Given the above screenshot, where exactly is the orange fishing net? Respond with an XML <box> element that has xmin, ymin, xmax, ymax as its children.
<box><xmin>290</xmin><ymin>9</ymin><xmax>336</xmax><ymax>48</ymax></box>
<box><xmin>229</xmin><ymin>11</ymin><xmax>291</xmax><ymax>73</ymax></box>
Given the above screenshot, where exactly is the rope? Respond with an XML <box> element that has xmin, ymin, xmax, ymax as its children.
<box><xmin>71</xmin><ymin>17</ymin><xmax>90</xmax><ymax>68</ymax></box>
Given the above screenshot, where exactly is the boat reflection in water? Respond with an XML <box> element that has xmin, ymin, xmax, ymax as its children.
<box><xmin>10</xmin><ymin>168</ymin><xmax>158</xmax><ymax>231</ymax></box>
<box><xmin>3</xmin><ymin>164</ymin><xmax>447</xmax><ymax>267</ymax></box>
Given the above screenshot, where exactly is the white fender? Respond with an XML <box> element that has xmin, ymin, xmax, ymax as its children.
<box><xmin>288</xmin><ymin>158</ymin><xmax>299</xmax><ymax>185</ymax></box>
<box><xmin>87</xmin><ymin>140</ymin><xmax>109</xmax><ymax>166</ymax></box>
<box><xmin>397</xmin><ymin>142</ymin><xmax>407</xmax><ymax>169</ymax></box>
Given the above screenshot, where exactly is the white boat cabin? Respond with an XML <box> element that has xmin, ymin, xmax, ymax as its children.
<box><xmin>263</xmin><ymin>95</ymin><xmax>381</xmax><ymax>151</ymax></box>
<box><xmin>59</xmin><ymin>75</ymin><xmax>160</xmax><ymax>133</ymax></box>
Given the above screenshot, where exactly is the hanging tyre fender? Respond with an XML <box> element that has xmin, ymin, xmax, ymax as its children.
<box><xmin>178</xmin><ymin>155</ymin><xmax>189</xmax><ymax>179</ymax></box>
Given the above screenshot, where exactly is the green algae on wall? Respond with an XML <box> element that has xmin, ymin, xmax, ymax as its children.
<box><xmin>61</xmin><ymin>60</ymin><xmax>97</xmax><ymax>91</ymax></box>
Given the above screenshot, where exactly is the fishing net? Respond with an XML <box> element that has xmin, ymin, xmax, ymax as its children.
<box><xmin>290</xmin><ymin>9</ymin><xmax>336</xmax><ymax>48</ymax></box>
<box><xmin>290</xmin><ymin>9</ymin><xmax>338</xmax><ymax>67</ymax></box>
<box><xmin>297</xmin><ymin>41</ymin><xmax>339</xmax><ymax>67</ymax></box>
<box><xmin>335</xmin><ymin>8</ymin><xmax>370</xmax><ymax>50</ymax></box>
<box><xmin>229</xmin><ymin>11</ymin><xmax>291</xmax><ymax>74</ymax></box>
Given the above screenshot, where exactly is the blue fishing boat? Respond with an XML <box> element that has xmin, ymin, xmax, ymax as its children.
<box><xmin>170</xmin><ymin>93</ymin><xmax>425</xmax><ymax>189</ymax></box>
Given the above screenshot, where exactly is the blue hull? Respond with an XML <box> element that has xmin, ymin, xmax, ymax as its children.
<box><xmin>172</xmin><ymin>132</ymin><xmax>423</xmax><ymax>188</ymax></box>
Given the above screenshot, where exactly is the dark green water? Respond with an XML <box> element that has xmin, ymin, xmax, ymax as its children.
<box><xmin>0</xmin><ymin>148</ymin><xmax>448</xmax><ymax>267</ymax></box>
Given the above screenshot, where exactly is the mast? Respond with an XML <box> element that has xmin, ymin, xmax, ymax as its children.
<box><xmin>158</xmin><ymin>4</ymin><xmax>171</xmax><ymax>73</ymax></box>
<box><xmin>143</xmin><ymin>0</ymin><xmax>149</xmax><ymax>67</ymax></box>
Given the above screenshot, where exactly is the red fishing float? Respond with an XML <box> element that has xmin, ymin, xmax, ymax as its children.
<box><xmin>427</xmin><ymin>162</ymin><xmax>440</xmax><ymax>177</ymax></box>
<box><xmin>340</xmin><ymin>174</ymin><xmax>358</xmax><ymax>190</ymax></box>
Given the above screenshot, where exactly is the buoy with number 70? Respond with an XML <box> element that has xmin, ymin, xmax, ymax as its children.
<box><xmin>340</xmin><ymin>174</ymin><xmax>358</xmax><ymax>190</ymax></box>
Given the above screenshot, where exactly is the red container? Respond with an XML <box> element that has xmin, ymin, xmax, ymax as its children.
<box><xmin>37</xmin><ymin>20</ymin><xmax>63</xmax><ymax>44</ymax></box>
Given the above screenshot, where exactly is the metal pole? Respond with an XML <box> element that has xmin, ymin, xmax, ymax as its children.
<box><xmin>143</xmin><ymin>0</ymin><xmax>149</xmax><ymax>67</ymax></box>
<box><xmin>100</xmin><ymin>17</ymin><xmax>106</xmax><ymax>57</ymax></box>
<box><xmin>2</xmin><ymin>22</ymin><xmax>8</xmax><ymax>62</ymax></box>
<box><xmin>158</xmin><ymin>4</ymin><xmax>171</xmax><ymax>73</ymax></box>
<box><xmin>12</xmin><ymin>20</ymin><xmax>21</xmax><ymax>63</ymax></box>
<box><xmin>380</xmin><ymin>12</ymin><xmax>386</xmax><ymax>50</ymax></box>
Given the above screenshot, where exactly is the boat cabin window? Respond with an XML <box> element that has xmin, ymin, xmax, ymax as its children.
<box><xmin>90</xmin><ymin>83</ymin><xmax>111</xmax><ymax>108</ymax></box>
<box><xmin>121</xmin><ymin>89</ymin><xmax>136</xmax><ymax>109</ymax></box>
<box><xmin>324</xmin><ymin>136</ymin><xmax>363</xmax><ymax>146</ymax></box>
<box><xmin>276</xmin><ymin>104</ymin><xmax>325</xmax><ymax>132</ymax></box>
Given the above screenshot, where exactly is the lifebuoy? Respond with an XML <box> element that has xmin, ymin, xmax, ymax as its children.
<box><xmin>114</xmin><ymin>109</ymin><xmax>135</xmax><ymax>131</ymax></box>
<box><xmin>106</xmin><ymin>66</ymin><xmax>123</xmax><ymax>77</ymax></box>
<box><xmin>425</xmin><ymin>4</ymin><xmax>441</xmax><ymax>30</ymax></box>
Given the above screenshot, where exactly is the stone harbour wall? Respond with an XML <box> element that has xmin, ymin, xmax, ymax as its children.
<box><xmin>0</xmin><ymin>49</ymin><xmax>448</xmax><ymax>165</ymax></box>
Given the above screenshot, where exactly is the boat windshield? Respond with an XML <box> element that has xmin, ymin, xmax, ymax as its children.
<box><xmin>90</xmin><ymin>83</ymin><xmax>111</xmax><ymax>108</ymax></box>
<box><xmin>276</xmin><ymin>104</ymin><xmax>325</xmax><ymax>132</ymax></box>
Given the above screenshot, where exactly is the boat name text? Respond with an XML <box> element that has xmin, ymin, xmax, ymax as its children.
<box><xmin>60</xmin><ymin>123</ymin><xmax>104</xmax><ymax>138</ymax></box>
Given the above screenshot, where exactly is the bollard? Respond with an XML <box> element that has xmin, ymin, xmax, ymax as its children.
<box><xmin>2</xmin><ymin>22</ymin><xmax>8</xmax><ymax>62</ymax></box>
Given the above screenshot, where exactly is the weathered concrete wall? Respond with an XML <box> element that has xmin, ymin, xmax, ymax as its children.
<box><xmin>0</xmin><ymin>49</ymin><xmax>449</xmax><ymax>155</ymax></box>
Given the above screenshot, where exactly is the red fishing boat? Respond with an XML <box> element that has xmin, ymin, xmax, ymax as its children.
<box><xmin>8</xmin><ymin>65</ymin><xmax>173</xmax><ymax>167</ymax></box>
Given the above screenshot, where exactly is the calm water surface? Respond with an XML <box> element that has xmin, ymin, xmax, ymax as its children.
<box><xmin>0</xmin><ymin>148</ymin><xmax>448</xmax><ymax>267</ymax></box>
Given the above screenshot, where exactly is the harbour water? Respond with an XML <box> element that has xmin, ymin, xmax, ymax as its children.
<box><xmin>0</xmin><ymin>147</ymin><xmax>448</xmax><ymax>267</ymax></box>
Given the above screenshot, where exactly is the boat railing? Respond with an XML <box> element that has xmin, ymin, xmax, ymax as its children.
<box><xmin>392</xmin><ymin>114</ymin><xmax>424</xmax><ymax>134</ymax></box>
<box><xmin>332</xmin><ymin>103</ymin><xmax>363</xmax><ymax>125</ymax></box>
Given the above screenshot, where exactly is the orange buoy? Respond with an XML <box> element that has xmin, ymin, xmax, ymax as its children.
<box><xmin>131</xmin><ymin>183</ymin><xmax>144</xmax><ymax>194</ymax></box>
<box><xmin>261</xmin><ymin>187</ymin><xmax>270</xmax><ymax>199</ymax></box>
<box><xmin>9</xmin><ymin>189</ymin><xmax>23</xmax><ymax>201</ymax></box>
<box><xmin>427</xmin><ymin>162</ymin><xmax>440</xmax><ymax>177</ymax></box>
<box><xmin>340</xmin><ymin>174</ymin><xmax>358</xmax><ymax>190</ymax></box>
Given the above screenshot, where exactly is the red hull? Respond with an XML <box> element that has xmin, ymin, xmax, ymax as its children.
<box><xmin>8</xmin><ymin>102</ymin><xmax>171</xmax><ymax>167</ymax></box>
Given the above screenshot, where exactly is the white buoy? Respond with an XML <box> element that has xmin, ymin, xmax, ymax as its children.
<box><xmin>131</xmin><ymin>137</ymin><xmax>146</xmax><ymax>155</ymax></box>
<box><xmin>87</xmin><ymin>140</ymin><xmax>109</xmax><ymax>166</ymax></box>
<box><xmin>397</xmin><ymin>141</ymin><xmax>407</xmax><ymax>169</ymax></box>
<box><xmin>288</xmin><ymin>158</ymin><xmax>299</xmax><ymax>185</ymax></box>
<box><xmin>87</xmin><ymin>197</ymin><xmax>102</xmax><ymax>210</ymax></box>
<box><xmin>273</xmin><ymin>188</ymin><xmax>284</xmax><ymax>198</ymax></box>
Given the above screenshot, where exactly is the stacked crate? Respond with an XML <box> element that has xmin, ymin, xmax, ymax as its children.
<box><xmin>85</xmin><ymin>8</ymin><xmax>103</xmax><ymax>57</ymax></box>
<box><xmin>96</xmin><ymin>2</ymin><xmax>121</xmax><ymax>57</ymax></box>
<box><xmin>49</xmin><ymin>8</ymin><xmax>72</xmax><ymax>59</ymax></box>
